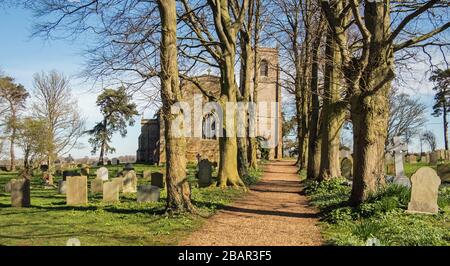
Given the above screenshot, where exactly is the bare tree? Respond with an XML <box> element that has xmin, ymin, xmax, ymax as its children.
<box><xmin>32</xmin><ymin>71</ymin><xmax>85</xmax><ymax>169</ymax></box>
<box><xmin>388</xmin><ymin>88</ymin><xmax>427</xmax><ymax>145</ymax></box>
<box><xmin>422</xmin><ymin>130</ymin><xmax>437</xmax><ymax>152</ymax></box>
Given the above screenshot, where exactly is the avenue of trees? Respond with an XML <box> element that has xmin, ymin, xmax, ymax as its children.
<box><xmin>0</xmin><ymin>0</ymin><xmax>449</xmax><ymax>212</ymax></box>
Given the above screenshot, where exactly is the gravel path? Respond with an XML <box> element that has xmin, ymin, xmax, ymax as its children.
<box><xmin>180</xmin><ymin>160</ymin><xmax>323</xmax><ymax>246</ymax></box>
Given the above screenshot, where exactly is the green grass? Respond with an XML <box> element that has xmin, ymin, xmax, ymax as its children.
<box><xmin>0</xmin><ymin>163</ymin><xmax>260</xmax><ymax>246</ymax></box>
<box><xmin>302</xmin><ymin>168</ymin><xmax>450</xmax><ymax>246</ymax></box>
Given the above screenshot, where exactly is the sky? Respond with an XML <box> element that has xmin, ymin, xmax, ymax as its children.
<box><xmin>0</xmin><ymin>5</ymin><xmax>448</xmax><ymax>159</ymax></box>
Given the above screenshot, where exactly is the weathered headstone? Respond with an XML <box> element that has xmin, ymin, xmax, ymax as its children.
<box><xmin>66</xmin><ymin>176</ymin><xmax>88</xmax><ymax>205</ymax></box>
<box><xmin>407</xmin><ymin>167</ymin><xmax>441</xmax><ymax>214</ymax></box>
<box><xmin>386</xmin><ymin>163</ymin><xmax>395</xmax><ymax>176</ymax></box>
<box><xmin>435</xmin><ymin>164</ymin><xmax>450</xmax><ymax>183</ymax></box>
<box><xmin>386</xmin><ymin>136</ymin><xmax>411</xmax><ymax>187</ymax></box>
<box><xmin>111</xmin><ymin>158</ymin><xmax>119</xmax><ymax>165</ymax></box>
<box><xmin>340</xmin><ymin>157</ymin><xmax>353</xmax><ymax>180</ymax></box>
<box><xmin>197</xmin><ymin>159</ymin><xmax>212</xmax><ymax>187</ymax></box>
<box><xmin>63</xmin><ymin>170</ymin><xmax>79</xmax><ymax>181</ymax></box>
<box><xmin>11</xmin><ymin>179</ymin><xmax>31</xmax><ymax>207</ymax></box>
<box><xmin>406</xmin><ymin>154</ymin><xmax>417</xmax><ymax>164</ymax></box>
<box><xmin>58</xmin><ymin>180</ymin><xmax>67</xmax><ymax>194</ymax></box>
<box><xmin>112</xmin><ymin>177</ymin><xmax>124</xmax><ymax>192</ymax></box>
<box><xmin>122</xmin><ymin>170</ymin><xmax>137</xmax><ymax>193</ymax></box>
<box><xmin>421</xmin><ymin>154</ymin><xmax>430</xmax><ymax>164</ymax></box>
<box><xmin>430</xmin><ymin>151</ymin><xmax>439</xmax><ymax>165</ymax></box>
<box><xmin>103</xmin><ymin>181</ymin><xmax>120</xmax><ymax>203</ymax></box>
<box><xmin>137</xmin><ymin>185</ymin><xmax>160</xmax><ymax>203</ymax></box>
<box><xmin>90</xmin><ymin>179</ymin><xmax>104</xmax><ymax>194</ymax></box>
<box><xmin>96</xmin><ymin>167</ymin><xmax>109</xmax><ymax>181</ymax></box>
<box><xmin>151</xmin><ymin>172</ymin><xmax>165</xmax><ymax>188</ymax></box>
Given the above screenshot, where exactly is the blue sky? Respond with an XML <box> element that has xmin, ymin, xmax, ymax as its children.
<box><xmin>0</xmin><ymin>7</ymin><xmax>144</xmax><ymax>158</ymax></box>
<box><xmin>0</xmin><ymin>6</ymin><xmax>448</xmax><ymax>159</ymax></box>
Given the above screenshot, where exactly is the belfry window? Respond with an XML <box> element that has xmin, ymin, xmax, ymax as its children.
<box><xmin>260</xmin><ymin>60</ymin><xmax>269</xmax><ymax>76</ymax></box>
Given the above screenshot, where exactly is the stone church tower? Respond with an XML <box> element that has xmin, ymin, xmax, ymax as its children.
<box><xmin>136</xmin><ymin>47</ymin><xmax>282</xmax><ymax>164</ymax></box>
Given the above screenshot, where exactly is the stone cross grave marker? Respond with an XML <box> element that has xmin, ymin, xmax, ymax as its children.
<box><xmin>96</xmin><ymin>167</ymin><xmax>109</xmax><ymax>181</ymax></box>
<box><xmin>103</xmin><ymin>181</ymin><xmax>120</xmax><ymax>203</ymax></box>
<box><xmin>198</xmin><ymin>159</ymin><xmax>213</xmax><ymax>187</ymax></box>
<box><xmin>66</xmin><ymin>176</ymin><xmax>88</xmax><ymax>205</ymax></box>
<box><xmin>11</xmin><ymin>179</ymin><xmax>31</xmax><ymax>207</ymax></box>
<box><xmin>122</xmin><ymin>170</ymin><xmax>137</xmax><ymax>193</ymax></box>
<box><xmin>386</xmin><ymin>136</ymin><xmax>411</xmax><ymax>187</ymax></box>
<box><xmin>407</xmin><ymin>167</ymin><xmax>441</xmax><ymax>214</ymax></box>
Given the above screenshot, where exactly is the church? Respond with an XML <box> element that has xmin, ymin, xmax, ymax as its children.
<box><xmin>136</xmin><ymin>47</ymin><xmax>282</xmax><ymax>164</ymax></box>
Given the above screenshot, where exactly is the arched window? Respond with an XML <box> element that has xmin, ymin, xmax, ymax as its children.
<box><xmin>202</xmin><ymin>113</ymin><xmax>217</xmax><ymax>139</ymax></box>
<box><xmin>260</xmin><ymin>60</ymin><xmax>269</xmax><ymax>76</ymax></box>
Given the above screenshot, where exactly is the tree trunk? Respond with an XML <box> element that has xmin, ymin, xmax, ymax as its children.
<box><xmin>319</xmin><ymin>29</ymin><xmax>345</xmax><ymax>180</ymax></box>
<box><xmin>349</xmin><ymin>1</ymin><xmax>393</xmax><ymax>205</ymax></box>
<box><xmin>98</xmin><ymin>119</ymin><xmax>107</xmax><ymax>165</ymax></box>
<box><xmin>9</xmin><ymin>106</ymin><xmax>16</xmax><ymax>171</ymax></box>
<box><xmin>157</xmin><ymin>0</ymin><xmax>195</xmax><ymax>213</ymax></box>
<box><xmin>306</xmin><ymin>22</ymin><xmax>323</xmax><ymax>179</ymax></box>
<box><xmin>443</xmin><ymin>106</ymin><xmax>448</xmax><ymax>150</ymax></box>
<box><xmin>218</xmin><ymin>51</ymin><xmax>245</xmax><ymax>188</ymax></box>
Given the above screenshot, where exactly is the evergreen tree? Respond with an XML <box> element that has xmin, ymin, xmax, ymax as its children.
<box><xmin>430</xmin><ymin>68</ymin><xmax>450</xmax><ymax>150</ymax></box>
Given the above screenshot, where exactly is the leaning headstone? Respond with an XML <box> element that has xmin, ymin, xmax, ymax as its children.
<box><xmin>407</xmin><ymin>167</ymin><xmax>441</xmax><ymax>214</ymax></box>
<box><xmin>197</xmin><ymin>159</ymin><xmax>212</xmax><ymax>187</ymax></box>
<box><xmin>122</xmin><ymin>170</ymin><xmax>137</xmax><ymax>193</ymax></box>
<box><xmin>340</xmin><ymin>158</ymin><xmax>353</xmax><ymax>180</ymax></box>
<box><xmin>58</xmin><ymin>180</ymin><xmax>67</xmax><ymax>194</ymax></box>
<box><xmin>90</xmin><ymin>179</ymin><xmax>104</xmax><ymax>194</ymax></box>
<box><xmin>137</xmin><ymin>185</ymin><xmax>160</xmax><ymax>203</ymax></box>
<box><xmin>151</xmin><ymin>172</ymin><xmax>165</xmax><ymax>188</ymax></box>
<box><xmin>386</xmin><ymin>136</ymin><xmax>410</xmax><ymax>188</ymax></box>
<box><xmin>96</xmin><ymin>167</ymin><xmax>109</xmax><ymax>181</ymax></box>
<box><xmin>111</xmin><ymin>158</ymin><xmax>119</xmax><ymax>165</ymax></box>
<box><xmin>112</xmin><ymin>177</ymin><xmax>124</xmax><ymax>192</ymax></box>
<box><xmin>103</xmin><ymin>181</ymin><xmax>120</xmax><ymax>203</ymax></box>
<box><xmin>66</xmin><ymin>176</ymin><xmax>88</xmax><ymax>205</ymax></box>
<box><xmin>11</xmin><ymin>179</ymin><xmax>31</xmax><ymax>207</ymax></box>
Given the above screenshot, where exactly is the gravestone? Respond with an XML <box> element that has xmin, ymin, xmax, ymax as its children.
<box><xmin>66</xmin><ymin>176</ymin><xmax>88</xmax><ymax>205</ymax></box>
<box><xmin>103</xmin><ymin>181</ymin><xmax>120</xmax><ymax>203</ymax></box>
<box><xmin>80</xmin><ymin>165</ymin><xmax>90</xmax><ymax>176</ymax></box>
<box><xmin>421</xmin><ymin>154</ymin><xmax>430</xmax><ymax>164</ymax></box>
<box><xmin>112</xmin><ymin>177</ymin><xmax>124</xmax><ymax>192</ymax></box>
<box><xmin>124</xmin><ymin>163</ymin><xmax>134</xmax><ymax>171</ymax></box>
<box><xmin>340</xmin><ymin>157</ymin><xmax>353</xmax><ymax>180</ymax></box>
<box><xmin>96</xmin><ymin>167</ymin><xmax>109</xmax><ymax>181</ymax></box>
<box><xmin>386</xmin><ymin>136</ymin><xmax>411</xmax><ymax>188</ymax></box>
<box><xmin>137</xmin><ymin>185</ymin><xmax>160</xmax><ymax>203</ymax></box>
<box><xmin>63</xmin><ymin>170</ymin><xmax>79</xmax><ymax>181</ymax></box>
<box><xmin>386</xmin><ymin>163</ymin><xmax>395</xmax><ymax>175</ymax></box>
<box><xmin>107</xmin><ymin>160</ymin><xmax>112</xmax><ymax>166</ymax></box>
<box><xmin>436</xmin><ymin>164</ymin><xmax>450</xmax><ymax>183</ymax></box>
<box><xmin>5</xmin><ymin>181</ymin><xmax>12</xmax><ymax>193</ymax></box>
<box><xmin>429</xmin><ymin>151</ymin><xmax>439</xmax><ymax>165</ymax></box>
<box><xmin>407</xmin><ymin>167</ymin><xmax>441</xmax><ymax>214</ymax></box>
<box><xmin>406</xmin><ymin>154</ymin><xmax>417</xmax><ymax>164</ymax></box>
<box><xmin>11</xmin><ymin>179</ymin><xmax>31</xmax><ymax>207</ymax></box>
<box><xmin>151</xmin><ymin>172</ymin><xmax>165</xmax><ymax>188</ymax></box>
<box><xmin>58</xmin><ymin>180</ymin><xmax>67</xmax><ymax>194</ymax></box>
<box><xmin>90</xmin><ymin>179</ymin><xmax>104</xmax><ymax>194</ymax></box>
<box><xmin>197</xmin><ymin>159</ymin><xmax>212</xmax><ymax>187</ymax></box>
<box><xmin>143</xmin><ymin>170</ymin><xmax>151</xmax><ymax>179</ymax></box>
<box><xmin>111</xmin><ymin>158</ymin><xmax>119</xmax><ymax>165</ymax></box>
<box><xmin>122</xmin><ymin>170</ymin><xmax>137</xmax><ymax>193</ymax></box>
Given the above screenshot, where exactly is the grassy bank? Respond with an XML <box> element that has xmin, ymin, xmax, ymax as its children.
<box><xmin>302</xmin><ymin>169</ymin><xmax>450</xmax><ymax>245</ymax></box>
<box><xmin>0</xmin><ymin>163</ymin><xmax>262</xmax><ymax>246</ymax></box>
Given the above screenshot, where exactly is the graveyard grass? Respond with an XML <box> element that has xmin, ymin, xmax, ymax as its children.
<box><xmin>302</xmin><ymin>162</ymin><xmax>450</xmax><ymax>246</ymax></box>
<box><xmin>0</xmin><ymin>163</ymin><xmax>261</xmax><ymax>246</ymax></box>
